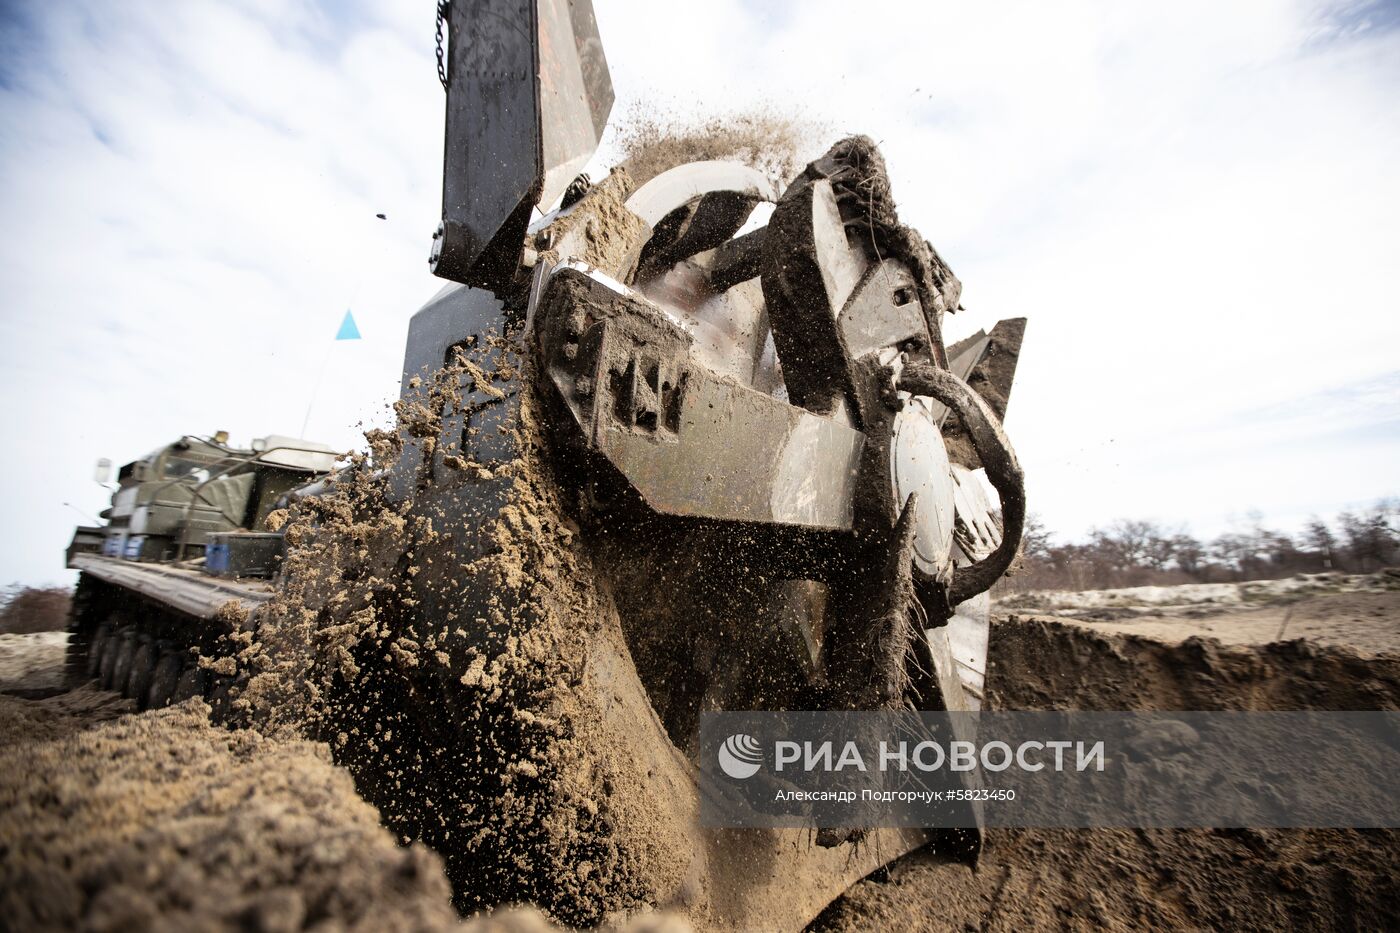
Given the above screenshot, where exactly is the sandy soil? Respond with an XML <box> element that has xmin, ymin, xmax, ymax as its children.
<box><xmin>1002</xmin><ymin>574</ymin><xmax>1400</xmax><ymax>652</ymax></box>
<box><xmin>6</xmin><ymin>579</ymin><xmax>1399</xmax><ymax>931</ymax></box>
<box><xmin>999</xmin><ymin>571</ymin><xmax>1400</xmax><ymax>656</ymax></box>
<box><xmin>816</xmin><ymin>826</ymin><xmax>1400</xmax><ymax>931</ymax></box>
<box><xmin>0</xmin><ymin>631</ymin><xmax>69</xmax><ymax>697</ymax></box>
<box><xmin>1062</xmin><ymin>590</ymin><xmax>1400</xmax><ymax>655</ymax></box>
<box><xmin>0</xmin><ymin>686</ymin><xmax>462</xmax><ymax>931</ymax></box>
<box><xmin>0</xmin><ymin>684</ymin><xmax>684</xmax><ymax>933</ymax></box>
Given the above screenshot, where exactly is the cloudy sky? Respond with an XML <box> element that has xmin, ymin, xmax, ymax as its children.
<box><xmin>1</xmin><ymin>0</ymin><xmax>1397</xmax><ymax>587</ymax></box>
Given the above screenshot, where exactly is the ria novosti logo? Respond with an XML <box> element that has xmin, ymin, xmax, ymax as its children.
<box><xmin>717</xmin><ymin>733</ymin><xmax>763</xmax><ymax>779</ymax></box>
<box><xmin>714</xmin><ymin>732</ymin><xmax>1107</xmax><ymax>780</ymax></box>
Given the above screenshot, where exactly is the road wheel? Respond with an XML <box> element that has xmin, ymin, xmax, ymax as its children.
<box><xmin>171</xmin><ymin>665</ymin><xmax>207</xmax><ymax>705</ymax></box>
<box><xmin>109</xmin><ymin>632</ymin><xmax>138</xmax><ymax>696</ymax></box>
<box><xmin>86</xmin><ymin>624</ymin><xmax>112</xmax><ymax>680</ymax></box>
<box><xmin>145</xmin><ymin>649</ymin><xmax>183</xmax><ymax>710</ymax></box>
<box><xmin>126</xmin><ymin>637</ymin><xmax>158</xmax><ymax>705</ymax></box>
<box><xmin>100</xmin><ymin>630</ymin><xmax>127</xmax><ymax>691</ymax></box>
<box><xmin>64</xmin><ymin>627</ymin><xmax>89</xmax><ymax>684</ymax></box>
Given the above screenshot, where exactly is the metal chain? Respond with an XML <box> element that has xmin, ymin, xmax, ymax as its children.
<box><xmin>435</xmin><ymin>1</ymin><xmax>450</xmax><ymax>90</ymax></box>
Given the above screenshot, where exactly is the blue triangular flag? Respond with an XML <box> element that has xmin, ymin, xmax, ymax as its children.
<box><xmin>335</xmin><ymin>309</ymin><xmax>361</xmax><ymax>341</ymax></box>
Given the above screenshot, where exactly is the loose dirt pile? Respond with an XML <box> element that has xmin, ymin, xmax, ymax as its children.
<box><xmin>0</xmin><ymin>688</ymin><xmax>461</xmax><ymax>931</ymax></box>
<box><xmin>0</xmin><ymin>686</ymin><xmax>683</xmax><ymax>932</ymax></box>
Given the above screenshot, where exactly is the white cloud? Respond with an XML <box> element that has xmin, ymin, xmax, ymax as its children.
<box><xmin>1</xmin><ymin>0</ymin><xmax>1396</xmax><ymax>585</ymax></box>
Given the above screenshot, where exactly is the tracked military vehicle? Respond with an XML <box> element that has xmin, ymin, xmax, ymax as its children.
<box><xmin>64</xmin><ymin>2</ymin><xmax>1026</xmax><ymax>928</ymax></box>
<box><xmin>66</xmin><ymin>433</ymin><xmax>336</xmax><ymax>709</ymax></box>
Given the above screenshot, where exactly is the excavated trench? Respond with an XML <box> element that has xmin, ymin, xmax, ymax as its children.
<box><xmin>814</xmin><ymin>614</ymin><xmax>1400</xmax><ymax>931</ymax></box>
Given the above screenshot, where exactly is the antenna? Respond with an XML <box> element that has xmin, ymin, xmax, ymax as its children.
<box><xmin>63</xmin><ymin>502</ymin><xmax>101</xmax><ymax>525</ymax></box>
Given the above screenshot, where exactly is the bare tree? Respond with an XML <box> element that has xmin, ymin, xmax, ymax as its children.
<box><xmin>1171</xmin><ymin>534</ymin><xmax>1205</xmax><ymax>576</ymax></box>
<box><xmin>1020</xmin><ymin>513</ymin><xmax>1054</xmax><ymax>562</ymax></box>
<box><xmin>1089</xmin><ymin>519</ymin><xmax>1165</xmax><ymax>572</ymax></box>
<box><xmin>998</xmin><ymin>499</ymin><xmax>1396</xmax><ymax>595</ymax></box>
<box><xmin>1339</xmin><ymin>502</ymin><xmax>1399</xmax><ymax>570</ymax></box>
<box><xmin>1300</xmin><ymin>518</ymin><xmax>1339</xmax><ymax>569</ymax></box>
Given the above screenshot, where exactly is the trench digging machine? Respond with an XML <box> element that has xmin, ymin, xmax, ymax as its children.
<box><xmin>64</xmin><ymin>1</ymin><xmax>1026</xmax><ymax>927</ymax></box>
<box><xmin>404</xmin><ymin>0</ymin><xmax>1025</xmax><ymax>924</ymax></box>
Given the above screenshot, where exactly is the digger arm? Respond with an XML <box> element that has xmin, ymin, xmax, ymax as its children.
<box><xmin>430</xmin><ymin>0</ymin><xmax>613</xmax><ymax>291</ymax></box>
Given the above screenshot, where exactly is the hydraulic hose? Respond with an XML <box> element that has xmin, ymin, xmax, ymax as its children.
<box><xmin>897</xmin><ymin>361</ymin><xmax>1025</xmax><ymax>606</ymax></box>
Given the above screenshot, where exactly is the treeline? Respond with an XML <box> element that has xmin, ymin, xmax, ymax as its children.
<box><xmin>1004</xmin><ymin>499</ymin><xmax>1399</xmax><ymax>593</ymax></box>
<box><xmin>0</xmin><ymin>584</ymin><xmax>72</xmax><ymax>635</ymax></box>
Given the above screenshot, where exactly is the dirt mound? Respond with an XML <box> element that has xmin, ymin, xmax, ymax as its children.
<box><xmin>0</xmin><ymin>690</ymin><xmax>463</xmax><ymax>932</ymax></box>
<box><xmin>987</xmin><ymin>612</ymin><xmax>1400</xmax><ymax>711</ymax></box>
<box><xmin>0</xmin><ymin>686</ymin><xmax>690</xmax><ymax>932</ymax></box>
